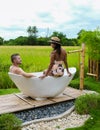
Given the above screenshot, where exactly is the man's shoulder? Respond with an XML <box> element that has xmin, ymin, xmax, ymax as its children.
<box><xmin>9</xmin><ymin>65</ymin><xmax>14</xmax><ymax>72</ymax></box>
<box><xmin>9</xmin><ymin>66</ymin><xmax>23</xmax><ymax>74</ymax></box>
<box><xmin>15</xmin><ymin>67</ymin><xmax>23</xmax><ymax>74</ymax></box>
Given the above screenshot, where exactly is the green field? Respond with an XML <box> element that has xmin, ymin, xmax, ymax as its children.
<box><xmin>0</xmin><ymin>46</ymin><xmax>88</xmax><ymax>89</ymax></box>
<box><xmin>0</xmin><ymin>46</ymin><xmax>100</xmax><ymax>130</ymax></box>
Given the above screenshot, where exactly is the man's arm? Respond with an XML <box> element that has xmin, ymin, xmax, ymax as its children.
<box><xmin>15</xmin><ymin>68</ymin><xmax>35</xmax><ymax>78</ymax></box>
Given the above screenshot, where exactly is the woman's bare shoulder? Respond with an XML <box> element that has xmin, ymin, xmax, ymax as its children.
<box><xmin>51</xmin><ymin>50</ymin><xmax>56</xmax><ymax>55</ymax></box>
<box><xmin>61</xmin><ymin>48</ymin><xmax>67</xmax><ymax>54</ymax></box>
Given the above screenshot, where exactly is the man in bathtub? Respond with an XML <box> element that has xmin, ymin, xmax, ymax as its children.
<box><xmin>9</xmin><ymin>53</ymin><xmax>36</xmax><ymax>78</ymax></box>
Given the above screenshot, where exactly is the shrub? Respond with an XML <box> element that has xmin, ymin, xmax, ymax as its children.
<box><xmin>75</xmin><ymin>93</ymin><xmax>100</xmax><ymax>114</ymax></box>
<box><xmin>0</xmin><ymin>113</ymin><xmax>22</xmax><ymax>130</ymax></box>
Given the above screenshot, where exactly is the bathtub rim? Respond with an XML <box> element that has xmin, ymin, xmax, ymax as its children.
<box><xmin>8</xmin><ymin>67</ymin><xmax>76</xmax><ymax>79</ymax></box>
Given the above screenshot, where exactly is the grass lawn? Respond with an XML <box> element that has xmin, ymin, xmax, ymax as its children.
<box><xmin>70</xmin><ymin>77</ymin><xmax>100</xmax><ymax>93</ymax></box>
<box><xmin>0</xmin><ymin>88</ymin><xmax>20</xmax><ymax>95</ymax></box>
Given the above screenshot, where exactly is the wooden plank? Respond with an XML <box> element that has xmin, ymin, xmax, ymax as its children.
<box><xmin>63</xmin><ymin>87</ymin><xmax>84</xmax><ymax>98</ymax></box>
<box><xmin>32</xmin><ymin>100</ymin><xmax>54</xmax><ymax>107</ymax></box>
<box><xmin>14</xmin><ymin>93</ymin><xmax>34</xmax><ymax>106</ymax></box>
<box><xmin>49</xmin><ymin>93</ymin><xmax>74</xmax><ymax>102</ymax></box>
<box><xmin>68</xmin><ymin>49</ymin><xmax>82</xmax><ymax>54</ymax></box>
<box><xmin>0</xmin><ymin>87</ymin><xmax>84</xmax><ymax>114</ymax></box>
<box><xmin>17</xmin><ymin>93</ymin><xmax>54</xmax><ymax>107</ymax></box>
<box><xmin>87</xmin><ymin>73</ymin><xmax>97</xmax><ymax>77</ymax></box>
<box><xmin>0</xmin><ymin>94</ymin><xmax>31</xmax><ymax>114</ymax></box>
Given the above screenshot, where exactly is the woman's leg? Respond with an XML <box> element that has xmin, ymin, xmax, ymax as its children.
<box><xmin>43</xmin><ymin>69</ymin><xmax>53</xmax><ymax>76</ymax></box>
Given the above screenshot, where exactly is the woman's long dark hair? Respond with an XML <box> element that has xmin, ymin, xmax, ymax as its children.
<box><xmin>54</xmin><ymin>43</ymin><xmax>61</xmax><ymax>56</ymax></box>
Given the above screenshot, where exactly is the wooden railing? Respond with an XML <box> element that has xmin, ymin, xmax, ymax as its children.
<box><xmin>87</xmin><ymin>59</ymin><xmax>100</xmax><ymax>81</ymax></box>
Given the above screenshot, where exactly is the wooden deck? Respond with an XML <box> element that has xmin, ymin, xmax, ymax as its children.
<box><xmin>0</xmin><ymin>87</ymin><xmax>85</xmax><ymax>114</ymax></box>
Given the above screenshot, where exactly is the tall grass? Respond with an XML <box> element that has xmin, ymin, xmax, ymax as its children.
<box><xmin>0</xmin><ymin>46</ymin><xmax>88</xmax><ymax>89</ymax></box>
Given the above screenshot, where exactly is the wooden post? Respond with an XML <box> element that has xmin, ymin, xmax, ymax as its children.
<box><xmin>79</xmin><ymin>52</ymin><xmax>81</xmax><ymax>71</ymax></box>
<box><xmin>88</xmin><ymin>58</ymin><xmax>90</xmax><ymax>73</ymax></box>
<box><xmin>93</xmin><ymin>60</ymin><xmax>95</xmax><ymax>74</ymax></box>
<box><xmin>90</xmin><ymin>60</ymin><xmax>93</xmax><ymax>73</ymax></box>
<box><xmin>96</xmin><ymin>61</ymin><xmax>99</xmax><ymax>81</ymax></box>
<box><xmin>80</xmin><ymin>44</ymin><xmax>85</xmax><ymax>90</ymax></box>
<box><xmin>68</xmin><ymin>44</ymin><xmax>85</xmax><ymax>90</ymax></box>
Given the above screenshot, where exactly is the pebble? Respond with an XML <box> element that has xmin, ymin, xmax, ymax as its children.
<box><xmin>22</xmin><ymin>111</ymin><xmax>90</xmax><ymax>130</ymax></box>
<box><xmin>15</xmin><ymin>100</ymin><xmax>74</xmax><ymax>123</ymax></box>
<box><xmin>21</xmin><ymin>89</ymin><xmax>97</xmax><ymax>130</ymax></box>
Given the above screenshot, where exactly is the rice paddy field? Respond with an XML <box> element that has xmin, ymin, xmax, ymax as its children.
<box><xmin>0</xmin><ymin>46</ymin><xmax>88</xmax><ymax>89</ymax></box>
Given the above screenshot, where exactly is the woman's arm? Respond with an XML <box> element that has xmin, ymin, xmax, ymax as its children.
<box><xmin>45</xmin><ymin>52</ymin><xmax>55</xmax><ymax>76</ymax></box>
<box><xmin>64</xmin><ymin>52</ymin><xmax>71</xmax><ymax>76</ymax></box>
<box><xmin>40</xmin><ymin>52</ymin><xmax>55</xmax><ymax>78</ymax></box>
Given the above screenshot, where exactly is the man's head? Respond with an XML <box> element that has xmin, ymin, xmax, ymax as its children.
<box><xmin>11</xmin><ymin>53</ymin><xmax>22</xmax><ymax>65</ymax></box>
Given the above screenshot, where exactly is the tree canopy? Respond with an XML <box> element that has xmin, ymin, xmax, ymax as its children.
<box><xmin>2</xmin><ymin>26</ymin><xmax>100</xmax><ymax>47</ymax></box>
<box><xmin>0</xmin><ymin>37</ymin><xmax>4</xmax><ymax>45</ymax></box>
<box><xmin>78</xmin><ymin>27</ymin><xmax>100</xmax><ymax>60</ymax></box>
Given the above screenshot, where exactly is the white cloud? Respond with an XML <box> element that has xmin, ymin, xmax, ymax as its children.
<box><xmin>0</xmin><ymin>0</ymin><xmax>100</xmax><ymax>39</ymax></box>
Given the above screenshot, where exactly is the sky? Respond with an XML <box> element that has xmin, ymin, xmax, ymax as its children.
<box><xmin>0</xmin><ymin>0</ymin><xmax>100</xmax><ymax>40</ymax></box>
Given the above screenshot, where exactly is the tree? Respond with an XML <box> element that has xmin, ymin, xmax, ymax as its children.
<box><xmin>78</xmin><ymin>28</ymin><xmax>100</xmax><ymax>60</ymax></box>
<box><xmin>50</xmin><ymin>31</ymin><xmax>77</xmax><ymax>46</ymax></box>
<box><xmin>37</xmin><ymin>37</ymin><xmax>49</xmax><ymax>46</ymax></box>
<box><xmin>51</xmin><ymin>31</ymin><xmax>67</xmax><ymax>46</ymax></box>
<box><xmin>5</xmin><ymin>37</ymin><xmax>28</xmax><ymax>45</ymax></box>
<box><xmin>14</xmin><ymin>36</ymin><xmax>28</xmax><ymax>45</ymax></box>
<box><xmin>77</xmin><ymin>29</ymin><xmax>86</xmax><ymax>39</ymax></box>
<box><xmin>0</xmin><ymin>37</ymin><xmax>4</xmax><ymax>45</ymax></box>
<box><xmin>27</xmin><ymin>26</ymin><xmax>38</xmax><ymax>37</ymax></box>
<box><xmin>27</xmin><ymin>26</ymin><xmax>38</xmax><ymax>45</ymax></box>
<box><xmin>27</xmin><ymin>26</ymin><xmax>32</xmax><ymax>36</ymax></box>
<box><xmin>32</xmin><ymin>26</ymin><xmax>38</xmax><ymax>37</ymax></box>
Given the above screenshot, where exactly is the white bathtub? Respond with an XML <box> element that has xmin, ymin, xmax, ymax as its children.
<box><xmin>8</xmin><ymin>67</ymin><xmax>76</xmax><ymax>100</ymax></box>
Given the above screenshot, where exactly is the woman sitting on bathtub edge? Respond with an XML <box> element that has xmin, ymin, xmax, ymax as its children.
<box><xmin>40</xmin><ymin>36</ymin><xmax>71</xmax><ymax>79</ymax></box>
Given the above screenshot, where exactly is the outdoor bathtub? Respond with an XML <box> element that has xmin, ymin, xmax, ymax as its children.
<box><xmin>8</xmin><ymin>67</ymin><xmax>76</xmax><ymax>100</ymax></box>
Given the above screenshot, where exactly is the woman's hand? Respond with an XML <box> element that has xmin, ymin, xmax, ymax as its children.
<box><xmin>39</xmin><ymin>75</ymin><xmax>46</xmax><ymax>79</ymax></box>
<box><xmin>68</xmin><ymin>72</ymin><xmax>72</xmax><ymax>77</ymax></box>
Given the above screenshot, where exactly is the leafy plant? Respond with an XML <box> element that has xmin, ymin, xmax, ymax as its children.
<box><xmin>78</xmin><ymin>27</ymin><xmax>100</xmax><ymax>60</ymax></box>
<box><xmin>0</xmin><ymin>113</ymin><xmax>22</xmax><ymax>130</ymax></box>
<box><xmin>75</xmin><ymin>94</ymin><xmax>100</xmax><ymax>114</ymax></box>
<box><xmin>71</xmin><ymin>94</ymin><xmax>100</xmax><ymax>129</ymax></box>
